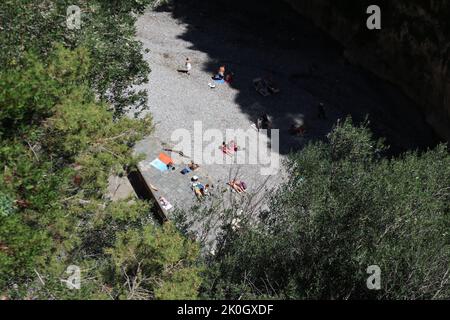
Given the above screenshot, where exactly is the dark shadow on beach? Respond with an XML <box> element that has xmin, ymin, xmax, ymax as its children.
<box><xmin>155</xmin><ymin>0</ymin><xmax>438</xmax><ymax>155</ymax></box>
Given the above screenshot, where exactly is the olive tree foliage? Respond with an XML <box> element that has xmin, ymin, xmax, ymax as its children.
<box><xmin>0</xmin><ymin>1</ymin><xmax>203</xmax><ymax>300</ymax></box>
<box><xmin>1</xmin><ymin>0</ymin><xmax>154</xmax><ymax>117</ymax></box>
<box><xmin>182</xmin><ymin>119</ymin><xmax>450</xmax><ymax>300</ymax></box>
<box><xmin>106</xmin><ymin>222</ymin><xmax>202</xmax><ymax>300</ymax></box>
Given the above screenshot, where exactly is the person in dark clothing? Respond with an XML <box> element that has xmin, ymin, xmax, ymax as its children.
<box><xmin>317</xmin><ymin>102</ymin><xmax>327</xmax><ymax>120</ymax></box>
<box><xmin>256</xmin><ymin>113</ymin><xmax>272</xmax><ymax>131</ymax></box>
<box><xmin>212</xmin><ymin>65</ymin><xmax>226</xmax><ymax>81</ymax></box>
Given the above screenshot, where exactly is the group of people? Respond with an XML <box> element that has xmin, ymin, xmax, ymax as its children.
<box><xmin>176</xmin><ymin>58</ymin><xmax>331</xmax><ymax>202</ymax></box>
<box><xmin>179</xmin><ymin>58</ymin><xmax>234</xmax><ymax>88</ymax></box>
<box><xmin>176</xmin><ymin>58</ymin><xmax>251</xmax><ymax>200</ymax></box>
<box><xmin>210</xmin><ymin>65</ymin><xmax>234</xmax><ymax>88</ymax></box>
<box><xmin>191</xmin><ymin>176</ymin><xmax>210</xmax><ymax>200</ymax></box>
<box><xmin>212</xmin><ymin>65</ymin><xmax>233</xmax><ymax>83</ymax></box>
<box><xmin>221</xmin><ymin>140</ymin><xmax>240</xmax><ymax>156</ymax></box>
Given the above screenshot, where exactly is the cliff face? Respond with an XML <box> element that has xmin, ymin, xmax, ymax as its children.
<box><xmin>285</xmin><ymin>0</ymin><xmax>450</xmax><ymax>141</ymax></box>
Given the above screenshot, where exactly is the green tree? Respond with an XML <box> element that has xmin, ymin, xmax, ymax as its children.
<box><xmin>0</xmin><ymin>0</ymin><xmax>154</xmax><ymax>117</ymax></box>
<box><xmin>196</xmin><ymin>119</ymin><xmax>450</xmax><ymax>300</ymax></box>
<box><xmin>106</xmin><ymin>222</ymin><xmax>202</xmax><ymax>300</ymax></box>
<box><xmin>0</xmin><ymin>0</ymin><xmax>203</xmax><ymax>300</ymax></box>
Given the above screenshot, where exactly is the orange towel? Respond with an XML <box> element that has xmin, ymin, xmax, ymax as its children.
<box><xmin>159</xmin><ymin>153</ymin><xmax>174</xmax><ymax>165</ymax></box>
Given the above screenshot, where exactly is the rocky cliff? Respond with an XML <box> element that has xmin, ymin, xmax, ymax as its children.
<box><xmin>285</xmin><ymin>0</ymin><xmax>450</xmax><ymax>141</ymax></box>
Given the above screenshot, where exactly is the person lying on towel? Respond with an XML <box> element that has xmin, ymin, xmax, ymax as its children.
<box><xmin>189</xmin><ymin>161</ymin><xmax>200</xmax><ymax>171</ymax></box>
<box><xmin>221</xmin><ymin>142</ymin><xmax>233</xmax><ymax>156</ymax></box>
<box><xmin>227</xmin><ymin>180</ymin><xmax>247</xmax><ymax>194</ymax></box>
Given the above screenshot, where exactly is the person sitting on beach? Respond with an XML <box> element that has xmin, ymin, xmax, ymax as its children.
<box><xmin>177</xmin><ymin>58</ymin><xmax>192</xmax><ymax>75</ymax></box>
<box><xmin>191</xmin><ymin>177</ymin><xmax>205</xmax><ymax>200</ymax></box>
<box><xmin>192</xmin><ymin>182</ymin><xmax>209</xmax><ymax>200</ymax></box>
<box><xmin>262</xmin><ymin>114</ymin><xmax>272</xmax><ymax>129</ymax></box>
<box><xmin>212</xmin><ymin>65</ymin><xmax>226</xmax><ymax>81</ymax></box>
<box><xmin>166</xmin><ymin>162</ymin><xmax>176</xmax><ymax>171</ymax></box>
<box><xmin>201</xmin><ymin>184</ymin><xmax>210</xmax><ymax>196</ymax></box>
<box><xmin>257</xmin><ymin>114</ymin><xmax>272</xmax><ymax>130</ymax></box>
<box><xmin>185</xmin><ymin>58</ymin><xmax>192</xmax><ymax>73</ymax></box>
<box><xmin>289</xmin><ymin>117</ymin><xmax>307</xmax><ymax>136</ymax></box>
<box><xmin>189</xmin><ymin>161</ymin><xmax>200</xmax><ymax>171</ymax></box>
<box><xmin>225</xmin><ymin>72</ymin><xmax>234</xmax><ymax>84</ymax></box>
<box><xmin>191</xmin><ymin>176</ymin><xmax>209</xmax><ymax>200</ymax></box>
<box><xmin>193</xmin><ymin>186</ymin><xmax>203</xmax><ymax>199</ymax></box>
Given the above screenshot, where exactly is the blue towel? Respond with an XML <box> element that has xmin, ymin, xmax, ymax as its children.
<box><xmin>150</xmin><ymin>158</ymin><xmax>168</xmax><ymax>172</ymax></box>
<box><xmin>181</xmin><ymin>168</ymin><xmax>191</xmax><ymax>175</ymax></box>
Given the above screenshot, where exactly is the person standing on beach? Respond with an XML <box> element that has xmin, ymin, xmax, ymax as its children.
<box><xmin>185</xmin><ymin>58</ymin><xmax>192</xmax><ymax>75</ymax></box>
<box><xmin>317</xmin><ymin>102</ymin><xmax>327</xmax><ymax>120</ymax></box>
<box><xmin>178</xmin><ymin>57</ymin><xmax>192</xmax><ymax>75</ymax></box>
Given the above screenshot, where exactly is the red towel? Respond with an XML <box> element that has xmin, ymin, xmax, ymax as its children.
<box><xmin>159</xmin><ymin>153</ymin><xmax>174</xmax><ymax>165</ymax></box>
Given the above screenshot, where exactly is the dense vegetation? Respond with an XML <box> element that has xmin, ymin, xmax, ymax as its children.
<box><xmin>181</xmin><ymin>119</ymin><xmax>450</xmax><ymax>300</ymax></box>
<box><xmin>0</xmin><ymin>0</ymin><xmax>201</xmax><ymax>299</ymax></box>
<box><xmin>1</xmin><ymin>0</ymin><xmax>449</xmax><ymax>300</ymax></box>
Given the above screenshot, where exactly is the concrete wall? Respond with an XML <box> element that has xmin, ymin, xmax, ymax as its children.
<box><xmin>285</xmin><ymin>0</ymin><xmax>450</xmax><ymax>141</ymax></box>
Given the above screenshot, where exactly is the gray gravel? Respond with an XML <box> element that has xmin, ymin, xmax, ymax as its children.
<box><xmin>134</xmin><ymin>10</ymin><xmax>288</xmax><ymax>210</ymax></box>
<box><xmin>131</xmin><ymin>4</ymin><xmax>436</xmax><ymax>219</ymax></box>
